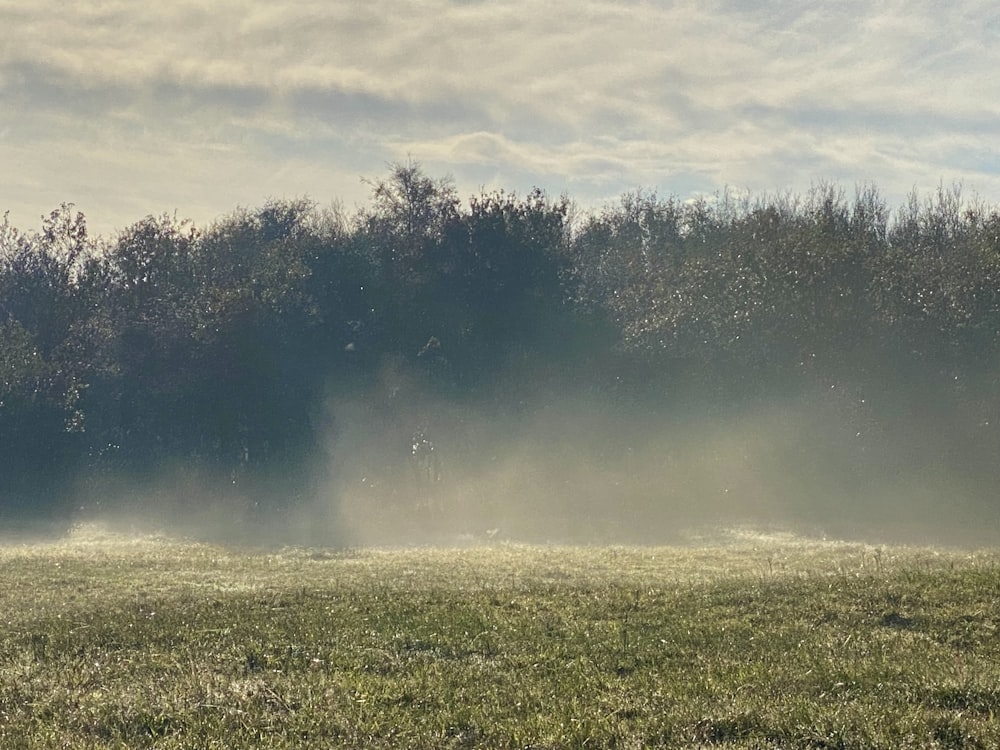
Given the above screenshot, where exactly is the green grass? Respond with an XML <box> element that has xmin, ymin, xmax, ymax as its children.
<box><xmin>2</xmin><ymin>525</ymin><xmax>1000</xmax><ymax>748</ymax></box>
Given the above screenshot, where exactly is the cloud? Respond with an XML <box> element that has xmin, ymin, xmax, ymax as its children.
<box><xmin>3</xmin><ymin>0</ymin><xmax>1000</xmax><ymax>235</ymax></box>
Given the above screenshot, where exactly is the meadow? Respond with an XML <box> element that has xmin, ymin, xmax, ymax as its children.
<box><xmin>2</xmin><ymin>524</ymin><xmax>1000</xmax><ymax>748</ymax></box>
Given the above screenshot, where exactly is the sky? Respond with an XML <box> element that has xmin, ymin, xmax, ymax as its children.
<box><xmin>3</xmin><ymin>0</ymin><xmax>1000</xmax><ymax>238</ymax></box>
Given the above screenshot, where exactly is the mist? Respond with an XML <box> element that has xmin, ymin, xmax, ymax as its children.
<box><xmin>64</xmin><ymin>325</ymin><xmax>1000</xmax><ymax>551</ymax></box>
<box><xmin>51</xmin><ymin>359</ymin><xmax>1000</xmax><ymax>551</ymax></box>
<box><xmin>266</xmin><ymin>369</ymin><xmax>1000</xmax><ymax>549</ymax></box>
<box><xmin>6</xmin><ymin>173</ymin><xmax>1000</xmax><ymax>550</ymax></box>
<box><xmin>342</xmin><ymin>415</ymin><xmax>992</xmax><ymax>548</ymax></box>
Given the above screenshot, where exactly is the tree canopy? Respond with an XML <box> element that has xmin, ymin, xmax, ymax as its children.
<box><xmin>3</xmin><ymin>170</ymin><xmax>1000</xmax><ymax>537</ymax></box>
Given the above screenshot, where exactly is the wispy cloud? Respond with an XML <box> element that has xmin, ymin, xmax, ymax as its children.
<box><xmin>2</xmin><ymin>0</ymin><xmax>1000</xmax><ymax>235</ymax></box>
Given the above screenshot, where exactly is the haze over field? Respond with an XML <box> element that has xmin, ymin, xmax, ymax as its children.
<box><xmin>4</xmin><ymin>1</ymin><xmax>1000</xmax><ymax>236</ymax></box>
<box><xmin>317</xmin><ymin>383</ymin><xmax>1000</xmax><ymax>549</ymax></box>
<box><xmin>4</xmin><ymin>4</ymin><xmax>1000</xmax><ymax>549</ymax></box>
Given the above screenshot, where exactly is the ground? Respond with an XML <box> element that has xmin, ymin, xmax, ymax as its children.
<box><xmin>1</xmin><ymin>523</ymin><xmax>999</xmax><ymax>748</ymax></box>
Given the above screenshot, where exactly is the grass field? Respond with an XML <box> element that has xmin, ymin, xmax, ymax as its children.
<box><xmin>2</xmin><ymin>524</ymin><xmax>1000</xmax><ymax>748</ymax></box>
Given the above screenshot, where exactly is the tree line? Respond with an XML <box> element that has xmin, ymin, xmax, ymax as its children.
<box><xmin>3</xmin><ymin>165</ymin><xmax>1000</xmax><ymax>529</ymax></box>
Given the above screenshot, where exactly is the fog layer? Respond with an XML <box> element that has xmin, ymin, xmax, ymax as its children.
<box><xmin>5</xmin><ymin>173</ymin><xmax>1000</xmax><ymax>547</ymax></box>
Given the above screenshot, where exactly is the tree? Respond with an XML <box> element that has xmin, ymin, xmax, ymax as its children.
<box><xmin>456</xmin><ymin>187</ymin><xmax>580</xmax><ymax>391</ymax></box>
<box><xmin>89</xmin><ymin>213</ymin><xmax>202</xmax><ymax>477</ymax></box>
<box><xmin>0</xmin><ymin>207</ymin><xmax>99</xmax><ymax>521</ymax></box>
<box><xmin>186</xmin><ymin>199</ymin><xmax>330</xmax><ymax>512</ymax></box>
<box><xmin>350</xmin><ymin>163</ymin><xmax>463</xmax><ymax>368</ymax></box>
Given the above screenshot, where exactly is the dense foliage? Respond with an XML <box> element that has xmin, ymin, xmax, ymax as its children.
<box><xmin>2</xmin><ymin>167</ymin><xmax>1000</xmax><ymax>530</ymax></box>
